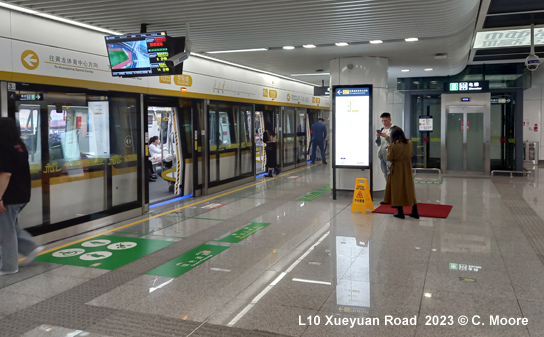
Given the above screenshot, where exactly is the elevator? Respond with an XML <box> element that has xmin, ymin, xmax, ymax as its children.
<box><xmin>441</xmin><ymin>93</ymin><xmax>491</xmax><ymax>174</ymax></box>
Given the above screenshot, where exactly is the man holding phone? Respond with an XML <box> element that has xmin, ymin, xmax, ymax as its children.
<box><xmin>375</xmin><ymin>113</ymin><xmax>395</xmax><ymax>200</ymax></box>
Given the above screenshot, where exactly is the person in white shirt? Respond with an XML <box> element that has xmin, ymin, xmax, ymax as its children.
<box><xmin>149</xmin><ymin>136</ymin><xmax>162</xmax><ymax>160</ymax></box>
<box><xmin>375</xmin><ymin>113</ymin><xmax>395</xmax><ymax>204</ymax></box>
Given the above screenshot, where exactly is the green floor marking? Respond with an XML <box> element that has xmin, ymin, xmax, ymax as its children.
<box><xmin>215</xmin><ymin>222</ymin><xmax>271</xmax><ymax>243</ymax></box>
<box><xmin>298</xmin><ymin>191</ymin><xmax>325</xmax><ymax>201</ymax></box>
<box><xmin>34</xmin><ymin>235</ymin><xmax>173</xmax><ymax>270</ymax></box>
<box><xmin>317</xmin><ymin>184</ymin><xmax>330</xmax><ymax>192</ymax></box>
<box><xmin>147</xmin><ymin>244</ymin><xmax>229</xmax><ymax>278</ymax></box>
<box><xmin>114</xmin><ymin>231</ymin><xmax>185</xmax><ymax>239</ymax></box>
<box><xmin>162</xmin><ymin>215</ymin><xmax>226</xmax><ymax>221</ymax></box>
<box><xmin>414</xmin><ymin>176</ymin><xmax>444</xmax><ymax>184</ymax></box>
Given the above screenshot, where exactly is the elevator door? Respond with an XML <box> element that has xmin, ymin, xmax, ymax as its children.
<box><xmin>445</xmin><ymin>107</ymin><xmax>485</xmax><ymax>172</ymax></box>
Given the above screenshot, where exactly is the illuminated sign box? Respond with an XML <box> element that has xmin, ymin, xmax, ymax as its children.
<box><xmin>332</xmin><ymin>85</ymin><xmax>372</xmax><ymax>168</ymax></box>
<box><xmin>444</xmin><ymin>81</ymin><xmax>489</xmax><ymax>93</ymax></box>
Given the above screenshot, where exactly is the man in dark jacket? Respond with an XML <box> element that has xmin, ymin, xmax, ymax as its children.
<box><xmin>310</xmin><ymin>117</ymin><xmax>327</xmax><ymax>164</ymax></box>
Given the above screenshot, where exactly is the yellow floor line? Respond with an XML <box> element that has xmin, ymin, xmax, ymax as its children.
<box><xmin>29</xmin><ymin>163</ymin><xmax>320</xmax><ymax>258</ymax></box>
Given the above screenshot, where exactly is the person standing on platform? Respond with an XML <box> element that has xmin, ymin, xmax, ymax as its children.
<box><xmin>310</xmin><ymin>117</ymin><xmax>327</xmax><ymax>164</ymax></box>
<box><xmin>383</xmin><ymin>126</ymin><xmax>419</xmax><ymax>219</ymax></box>
<box><xmin>0</xmin><ymin>117</ymin><xmax>44</xmax><ymax>275</ymax></box>
<box><xmin>375</xmin><ymin>112</ymin><xmax>395</xmax><ymax>204</ymax></box>
<box><xmin>263</xmin><ymin>122</ymin><xmax>278</xmax><ymax>177</ymax></box>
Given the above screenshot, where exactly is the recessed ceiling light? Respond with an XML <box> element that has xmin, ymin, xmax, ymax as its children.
<box><xmin>303</xmin><ymin>44</ymin><xmax>316</xmax><ymax>48</ymax></box>
<box><xmin>291</xmin><ymin>73</ymin><xmax>330</xmax><ymax>76</ymax></box>
<box><xmin>207</xmin><ymin>48</ymin><xmax>268</xmax><ymax>54</ymax></box>
<box><xmin>424</xmin><ymin>68</ymin><xmax>433</xmax><ymax>71</ymax></box>
<box><xmin>430</xmin><ymin>81</ymin><xmax>438</xmax><ymax>84</ymax></box>
<box><xmin>369</xmin><ymin>40</ymin><xmax>383</xmax><ymax>44</ymax></box>
<box><xmin>283</xmin><ymin>46</ymin><xmax>295</xmax><ymax>50</ymax></box>
<box><xmin>405</xmin><ymin>37</ymin><xmax>419</xmax><ymax>42</ymax></box>
<box><xmin>335</xmin><ymin>42</ymin><xmax>349</xmax><ymax>46</ymax></box>
<box><xmin>401</xmin><ymin>69</ymin><xmax>410</xmax><ymax>72</ymax></box>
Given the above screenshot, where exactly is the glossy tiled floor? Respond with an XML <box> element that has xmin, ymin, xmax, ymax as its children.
<box><xmin>1</xmin><ymin>164</ymin><xmax>544</xmax><ymax>336</ymax></box>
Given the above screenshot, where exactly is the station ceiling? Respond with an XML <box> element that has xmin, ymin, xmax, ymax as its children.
<box><xmin>2</xmin><ymin>0</ymin><xmax>543</xmax><ymax>86</ymax></box>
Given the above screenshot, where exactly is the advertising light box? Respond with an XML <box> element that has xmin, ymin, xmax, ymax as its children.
<box><xmin>333</xmin><ymin>85</ymin><xmax>372</xmax><ymax>168</ymax></box>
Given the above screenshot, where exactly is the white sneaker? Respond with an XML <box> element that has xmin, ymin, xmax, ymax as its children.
<box><xmin>19</xmin><ymin>246</ymin><xmax>44</xmax><ymax>266</ymax></box>
<box><xmin>0</xmin><ymin>269</ymin><xmax>19</xmax><ymax>276</ymax></box>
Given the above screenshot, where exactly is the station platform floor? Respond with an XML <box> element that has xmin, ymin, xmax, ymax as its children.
<box><xmin>1</xmin><ymin>163</ymin><xmax>544</xmax><ymax>336</ymax></box>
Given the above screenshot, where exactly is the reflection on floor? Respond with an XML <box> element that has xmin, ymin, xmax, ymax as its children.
<box><xmin>1</xmin><ymin>164</ymin><xmax>544</xmax><ymax>336</ymax></box>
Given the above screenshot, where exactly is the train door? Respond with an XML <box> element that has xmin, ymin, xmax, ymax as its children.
<box><xmin>255</xmin><ymin>111</ymin><xmax>265</xmax><ymax>174</ymax></box>
<box><xmin>282</xmin><ymin>106</ymin><xmax>296</xmax><ymax>170</ymax></box>
<box><xmin>145</xmin><ymin>96</ymin><xmax>186</xmax><ymax>204</ymax></box>
<box><xmin>207</xmin><ymin>101</ymin><xmax>253</xmax><ymax>190</ymax></box>
<box><xmin>9</xmin><ymin>85</ymin><xmax>141</xmax><ymax>233</ymax></box>
<box><xmin>256</xmin><ymin>105</ymin><xmax>280</xmax><ymax>174</ymax></box>
<box><xmin>295</xmin><ymin>108</ymin><xmax>308</xmax><ymax>166</ymax></box>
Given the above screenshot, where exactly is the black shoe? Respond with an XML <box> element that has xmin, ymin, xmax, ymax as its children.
<box><xmin>311</xmin><ymin>161</ymin><xmax>316</xmax><ymax>164</ymax></box>
<box><xmin>393</xmin><ymin>212</ymin><xmax>405</xmax><ymax>219</ymax></box>
<box><xmin>322</xmin><ymin>161</ymin><xmax>327</xmax><ymax>164</ymax></box>
<box><xmin>265</xmin><ymin>173</ymin><xmax>273</xmax><ymax>177</ymax></box>
<box><xmin>409</xmin><ymin>213</ymin><xmax>420</xmax><ymax>219</ymax></box>
<box><xmin>151</xmin><ymin>174</ymin><xmax>157</xmax><ymax>179</ymax></box>
<box><xmin>380</xmin><ymin>201</ymin><xmax>389</xmax><ymax>205</ymax></box>
<box><xmin>149</xmin><ymin>178</ymin><xmax>156</xmax><ymax>182</ymax></box>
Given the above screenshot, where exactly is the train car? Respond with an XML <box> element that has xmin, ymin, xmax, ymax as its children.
<box><xmin>0</xmin><ymin>6</ymin><xmax>329</xmax><ymax>240</ymax></box>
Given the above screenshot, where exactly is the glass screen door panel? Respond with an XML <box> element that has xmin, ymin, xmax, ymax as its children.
<box><xmin>446</xmin><ymin>113</ymin><xmax>464</xmax><ymax>171</ymax></box>
<box><xmin>283</xmin><ymin>107</ymin><xmax>296</xmax><ymax>166</ymax></box>
<box><xmin>466</xmin><ymin>113</ymin><xmax>484</xmax><ymax>171</ymax></box>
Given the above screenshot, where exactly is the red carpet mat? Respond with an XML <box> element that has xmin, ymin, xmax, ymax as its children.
<box><xmin>373</xmin><ymin>203</ymin><xmax>453</xmax><ymax>219</ymax></box>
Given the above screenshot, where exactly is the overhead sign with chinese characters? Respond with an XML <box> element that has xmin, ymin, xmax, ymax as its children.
<box><xmin>474</xmin><ymin>28</ymin><xmax>544</xmax><ymax>49</ymax></box>
<box><xmin>332</xmin><ymin>86</ymin><xmax>372</xmax><ymax>168</ymax></box>
<box><xmin>444</xmin><ymin>81</ymin><xmax>489</xmax><ymax>93</ymax></box>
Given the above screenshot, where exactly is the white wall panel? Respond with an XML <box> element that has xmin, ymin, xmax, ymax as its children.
<box><xmin>0</xmin><ymin>8</ymin><xmax>11</xmax><ymax>38</ymax></box>
<box><xmin>10</xmin><ymin>11</ymin><xmax>106</xmax><ymax>55</ymax></box>
<box><xmin>0</xmin><ymin>37</ymin><xmax>13</xmax><ymax>73</ymax></box>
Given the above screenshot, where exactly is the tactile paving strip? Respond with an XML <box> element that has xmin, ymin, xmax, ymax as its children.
<box><xmin>0</xmin><ymin>182</ymin><xmax>329</xmax><ymax>336</ymax></box>
<box><xmin>493</xmin><ymin>182</ymin><xmax>544</xmax><ymax>265</ymax></box>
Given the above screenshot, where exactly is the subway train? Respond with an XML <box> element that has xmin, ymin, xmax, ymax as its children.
<box><xmin>0</xmin><ymin>6</ymin><xmax>329</xmax><ymax>241</ymax></box>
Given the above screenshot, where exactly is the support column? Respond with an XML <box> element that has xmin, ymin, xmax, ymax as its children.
<box><xmin>330</xmin><ymin>57</ymin><xmax>389</xmax><ymax>191</ymax></box>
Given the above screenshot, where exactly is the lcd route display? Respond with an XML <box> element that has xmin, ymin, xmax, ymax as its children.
<box><xmin>105</xmin><ymin>32</ymin><xmax>171</xmax><ymax>77</ymax></box>
<box><xmin>333</xmin><ymin>86</ymin><xmax>372</xmax><ymax>168</ymax></box>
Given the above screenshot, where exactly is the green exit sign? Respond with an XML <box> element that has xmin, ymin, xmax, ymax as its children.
<box><xmin>449</xmin><ymin>83</ymin><xmax>459</xmax><ymax>91</ymax></box>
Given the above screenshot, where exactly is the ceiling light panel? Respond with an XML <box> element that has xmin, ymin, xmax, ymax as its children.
<box><xmin>369</xmin><ymin>40</ymin><xmax>383</xmax><ymax>44</ymax></box>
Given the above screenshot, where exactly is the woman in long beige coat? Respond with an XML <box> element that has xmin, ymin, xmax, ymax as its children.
<box><xmin>383</xmin><ymin>126</ymin><xmax>419</xmax><ymax>219</ymax></box>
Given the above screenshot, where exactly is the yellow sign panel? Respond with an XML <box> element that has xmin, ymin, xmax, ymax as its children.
<box><xmin>351</xmin><ymin>178</ymin><xmax>374</xmax><ymax>214</ymax></box>
<box><xmin>21</xmin><ymin>50</ymin><xmax>39</xmax><ymax>70</ymax></box>
<box><xmin>312</xmin><ymin>97</ymin><xmax>316</xmax><ymax>103</ymax></box>
<box><xmin>269</xmin><ymin>90</ymin><xmax>278</xmax><ymax>98</ymax></box>
<box><xmin>316</xmin><ymin>97</ymin><xmax>321</xmax><ymax>104</ymax></box>
<box><xmin>343</xmin><ymin>90</ymin><xmax>350</xmax><ymax>94</ymax></box>
<box><xmin>263</xmin><ymin>89</ymin><xmax>269</xmax><ymax>97</ymax></box>
<box><xmin>287</xmin><ymin>93</ymin><xmax>291</xmax><ymax>101</ymax></box>
<box><xmin>173</xmin><ymin>75</ymin><xmax>193</xmax><ymax>86</ymax></box>
<box><xmin>159</xmin><ymin>76</ymin><xmax>172</xmax><ymax>84</ymax></box>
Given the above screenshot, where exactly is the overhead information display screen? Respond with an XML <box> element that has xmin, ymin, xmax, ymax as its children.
<box><xmin>105</xmin><ymin>32</ymin><xmax>171</xmax><ymax>77</ymax></box>
<box><xmin>333</xmin><ymin>86</ymin><xmax>372</xmax><ymax>168</ymax></box>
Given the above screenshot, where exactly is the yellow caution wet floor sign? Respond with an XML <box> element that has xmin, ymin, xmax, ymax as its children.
<box><xmin>351</xmin><ymin>178</ymin><xmax>374</xmax><ymax>214</ymax></box>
